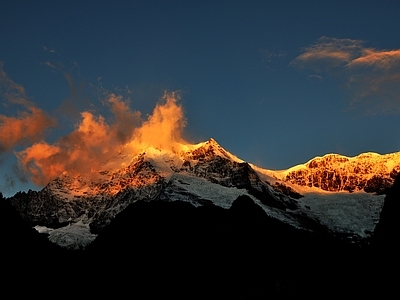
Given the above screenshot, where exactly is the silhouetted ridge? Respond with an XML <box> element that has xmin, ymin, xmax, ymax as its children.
<box><xmin>372</xmin><ymin>172</ymin><xmax>400</xmax><ymax>250</ymax></box>
<box><xmin>79</xmin><ymin>195</ymin><xmax>366</xmax><ymax>299</ymax></box>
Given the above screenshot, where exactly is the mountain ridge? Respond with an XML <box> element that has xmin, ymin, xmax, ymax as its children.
<box><xmin>8</xmin><ymin>138</ymin><xmax>398</xmax><ymax>249</ymax></box>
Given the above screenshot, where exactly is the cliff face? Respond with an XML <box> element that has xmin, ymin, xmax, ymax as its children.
<box><xmin>282</xmin><ymin>152</ymin><xmax>400</xmax><ymax>193</ymax></box>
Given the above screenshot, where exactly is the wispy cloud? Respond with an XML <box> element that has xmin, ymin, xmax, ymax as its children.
<box><xmin>260</xmin><ymin>49</ymin><xmax>287</xmax><ymax>70</ymax></box>
<box><xmin>292</xmin><ymin>37</ymin><xmax>363</xmax><ymax>68</ymax></box>
<box><xmin>43</xmin><ymin>60</ymin><xmax>91</xmax><ymax>119</ymax></box>
<box><xmin>307</xmin><ymin>74</ymin><xmax>323</xmax><ymax>82</ymax></box>
<box><xmin>0</xmin><ymin>63</ymin><xmax>57</xmax><ymax>153</ymax></box>
<box><xmin>292</xmin><ymin>36</ymin><xmax>400</xmax><ymax>114</ymax></box>
<box><xmin>348</xmin><ymin>49</ymin><xmax>400</xmax><ymax>70</ymax></box>
<box><xmin>42</xmin><ymin>46</ymin><xmax>57</xmax><ymax>54</ymax></box>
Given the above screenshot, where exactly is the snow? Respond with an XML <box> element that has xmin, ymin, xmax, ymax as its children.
<box><xmin>250</xmin><ymin>164</ymin><xmax>282</xmax><ymax>183</ymax></box>
<box><xmin>164</xmin><ymin>173</ymin><xmax>310</xmax><ymax>229</ymax></box>
<box><xmin>166</xmin><ymin>173</ymin><xmax>250</xmax><ymax>208</ymax></box>
<box><xmin>28</xmin><ymin>138</ymin><xmax>397</xmax><ymax>249</ymax></box>
<box><xmin>34</xmin><ymin>225</ymin><xmax>54</xmax><ymax>234</ymax></box>
<box><xmin>33</xmin><ymin>221</ymin><xmax>97</xmax><ymax>249</ymax></box>
<box><xmin>297</xmin><ymin>191</ymin><xmax>384</xmax><ymax>238</ymax></box>
<box><xmin>253</xmin><ymin>163</ymin><xmax>387</xmax><ymax>238</ymax></box>
<box><xmin>46</xmin><ymin>221</ymin><xmax>97</xmax><ymax>250</ymax></box>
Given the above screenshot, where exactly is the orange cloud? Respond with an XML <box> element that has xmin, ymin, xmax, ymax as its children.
<box><xmin>291</xmin><ymin>36</ymin><xmax>363</xmax><ymax>69</ymax></box>
<box><xmin>0</xmin><ymin>106</ymin><xmax>57</xmax><ymax>152</ymax></box>
<box><xmin>15</xmin><ymin>142</ymin><xmax>63</xmax><ymax>185</ymax></box>
<box><xmin>16</xmin><ymin>92</ymin><xmax>188</xmax><ymax>186</ymax></box>
<box><xmin>294</xmin><ymin>49</ymin><xmax>352</xmax><ymax>66</ymax></box>
<box><xmin>0</xmin><ymin>64</ymin><xmax>57</xmax><ymax>153</ymax></box>
<box><xmin>133</xmin><ymin>92</ymin><xmax>186</xmax><ymax>150</ymax></box>
<box><xmin>349</xmin><ymin>49</ymin><xmax>400</xmax><ymax>70</ymax></box>
<box><xmin>1</xmin><ymin>64</ymin><xmax>188</xmax><ymax>187</ymax></box>
<box><xmin>292</xmin><ymin>37</ymin><xmax>400</xmax><ymax>114</ymax></box>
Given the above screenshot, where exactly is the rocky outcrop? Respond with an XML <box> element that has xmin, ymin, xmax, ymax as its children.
<box><xmin>10</xmin><ymin>189</ymin><xmax>74</xmax><ymax>228</ymax></box>
<box><xmin>283</xmin><ymin>153</ymin><xmax>400</xmax><ymax>193</ymax></box>
<box><xmin>181</xmin><ymin>142</ymin><xmax>299</xmax><ymax>210</ymax></box>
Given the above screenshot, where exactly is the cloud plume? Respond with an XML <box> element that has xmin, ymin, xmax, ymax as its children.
<box><xmin>0</xmin><ymin>64</ymin><xmax>57</xmax><ymax>153</ymax></box>
<box><xmin>1</xmin><ymin>62</ymin><xmax>188</xmax><ymax>188</ymax></box>
<box><xmin>292</xmin><ymin>36</ymin><xmax>400</xmax><ymax>113</ymax></box>
<box><xmin>133</xmin><ymin>92</ymin><xmax>186</xmax><ymax>150</ymax></box>
<box><xmin>15</xmin><ymin>91</ymin><xmax>187</xmax><ymax>186</ymax></box>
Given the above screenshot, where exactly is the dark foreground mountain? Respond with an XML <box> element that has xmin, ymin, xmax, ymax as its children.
<box><xmin>2</xmin><ymin>186</ymin><xmax>399</xmax><ymax>299</ymax></box>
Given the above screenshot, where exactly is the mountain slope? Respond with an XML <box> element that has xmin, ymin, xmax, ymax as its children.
<box><xmin>9</xmin><ymin>138</ymin><xmax>400</xmax><ymax>249</ymax></box>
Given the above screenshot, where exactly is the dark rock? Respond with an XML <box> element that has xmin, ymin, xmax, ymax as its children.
<box><xmin>372</xmin><ymin>173</ymin><xmax>400</xmax><ymax>249</ymax></box>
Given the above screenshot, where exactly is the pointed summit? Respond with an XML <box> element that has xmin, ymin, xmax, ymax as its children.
<box><xmin>184</xmin><ymin>138</ymin><xmax>243</xmax><ymax>163</ymax></box>
<box><xmin>206</xmin><ymin>137</ymin><xmax>218</xmax><ymax>145</ymax></box>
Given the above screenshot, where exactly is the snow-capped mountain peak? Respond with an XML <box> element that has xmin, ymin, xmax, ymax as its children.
<box><xmin>9</xmin><ymin>137</ymin><xmax>400</xmax><ymax>249</ymax></box>
<box><xmin>181</xmin><ymin>138</ymin><xmax>244</xmax><ymax>163</ymax></box>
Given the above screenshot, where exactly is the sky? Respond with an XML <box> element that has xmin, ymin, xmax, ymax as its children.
<box><xmin>1</xmin><ymin>0</ymin><xmax>400</xmax><ymax>197</ymax></box>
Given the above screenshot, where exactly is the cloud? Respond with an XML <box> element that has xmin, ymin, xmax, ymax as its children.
<box><xmin>0</xmin><ymin>106</ymin><xmax>57</xmax><ymax>152</ymax></box>
<box><xmin>107</xmin><ymin>94</ymin><xmax>142</xmax><ymax>144</ymax></box>
<box><xmin>42</xmin><ymin>46</ymin><xmax>57</xmax><ymax>54</ymax></box>
<box><xmin>260</xmin><ymin>49</ymin><xmax>287</xmax><ymax>70</ymax></box>
<box><xmin>292</xmin><ymin>37</ymin><xmax>400</xmax><ymax>113</ymax></box>
<box><xmin>15</xmin><ymin>91</ymin><xmax>187</xmax><ymax>186</ymax></box>
<box><xmin>348</xmin><ymin>49</ymin><xmax>400</xmax><ymax>70</ymax></box>
<box><xmin>2</xmin><ymin>62</ymin><xmax>188</xmax><ymax>188</ymax></box>
<box><xmin>133</xmin><ymin>92</ymin><xmax>186</xmax><ymax>150</ymax></box>
<box><xmin>307</xmin><ymin>74</ymin><xmax>323</xmax><ymax>82</ymax></box>
<box><xmin>43</xmin><ymin>60</ymin><xmax>91</xmax><ymax>120</ymax></box>
<box><xmin>2</xmin><ymin>173</ymin><xmax>16</xmax><ymax>195</ymax></box>
<box><xmin>291</xmin><ymin>37</ymin><xmax>364</xmax><ymax>70</ymax></box>
<box><xmin>0</xmin><ymin>63</ymin><xmax>57</xmax><ymax>153</ymax></box>
<box><xmin>0</xmin><ymin>62</ymin><xmax>31</xmax><ymax>106</ymax></box>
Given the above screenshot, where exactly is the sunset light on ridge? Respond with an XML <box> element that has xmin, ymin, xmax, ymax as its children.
<box><xmin>1</xmin><ymin>1</ymin><xmax>400</xmax><ymax>196</ymax></box>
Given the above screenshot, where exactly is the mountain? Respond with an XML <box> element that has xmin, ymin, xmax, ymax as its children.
<box><xmin>8</xmin><ymin>138</ymin><xmax>400</xmax><ymax>249</ymax></box>
<box><xmin>3</xmin><ymin>138</ymin><xmax>400</xmax><ymax>298</ymax></box>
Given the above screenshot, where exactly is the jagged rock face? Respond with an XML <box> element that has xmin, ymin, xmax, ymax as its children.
<box><xmin>8</xmin><ymin>138</ymin><xmax>397</xmax><ymax>248</ymax></box>
<box><xmin>10</xmin><ymin>190</ymin><xmax>66</xmax><ymax>228</ymax></box>
<box><xmin>284</xmin><ymin>153</ymin><xmax>400</xmax><ymax>193</ymax></box>
<box><xmin>10</xmin><ymin>158</ymin><xmax>168</xmax><ymax>239</ymax></box>
<box><xmin>181</xmin><ymin>154</ymin><xmax>297</xmax><ymax>210</ymax></box>
<box><xmin>45</xmin><ymin>152</ymin><xmax>164</xmax><ymax>198</ymax></box>
<box><xmin>11</xmin><ymin>189</ymin><xmax>90</xmax><ymax>228</ymax></box>
<box><xmin>10</xmin><ymin>139</ymin><xmax>300</xmax><ymax>243</ymax></box>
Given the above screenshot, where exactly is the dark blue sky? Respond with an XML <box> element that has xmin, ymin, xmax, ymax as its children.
<box><xmin>1</xmin><ymin>0</ymin><xmax>400</xmax><ymax>196</ymax></box>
